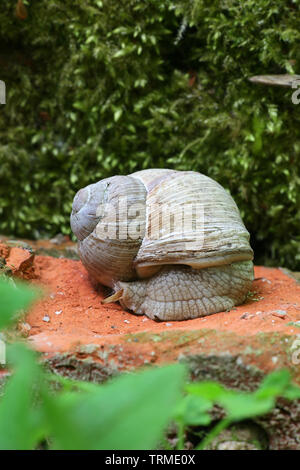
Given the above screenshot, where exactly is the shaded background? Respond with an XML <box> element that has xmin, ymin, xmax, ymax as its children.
<box><xmin>0</xmin><ymin>0</ymin><xmax>299</xmax><ymax>269</ymax></box>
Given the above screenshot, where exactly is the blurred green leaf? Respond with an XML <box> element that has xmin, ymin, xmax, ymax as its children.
<box><xmin>44</xmin><ymin>364</ymin><xmax>186</xmax><ymax>450</ymax></box>
<box><xmin>114</xmin><ymin>108</ymin><xmax>123</xmax><ymax>122</ymax></box>
<box><xmin>0</xmin><ymin>279</ymin><xmax>37</xmax><ymax>329</ymax></box>
<box><xmin>185</xmin><ymin>370</ymin><xmax>300</xmax><ymax>422</ymax></box>
<box><xmin>256</xmin><ymin>369</ymin><xmax>291</xmax><ymax>399</ymax></box>
<box><xmin>175</xmin><ymin>394</ymin><xmax>211</xmax><ymax>426</ymax></box>
<box><xmin>186</xmin><ymin>381</ymin><xmax>226</xmax><ymax>401</ymax></box>
<box><xmin>218</xmin><ymin>392</ymin><xmax>274</xmax><ymax>421</ymax></box>
<box><xmin>0</xmin><ymin>344</ymin><xmax>45</xmax><ymax>450</ymax></box>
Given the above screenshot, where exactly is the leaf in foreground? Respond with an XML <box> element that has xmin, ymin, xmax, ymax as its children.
<box><xmin>44</xmin><ymin>363</ymin><xmax>186</xmax><ymax>450</ymax></box>
<box><xmin>0</xmin><ymin>344</ymin><xmax>44</xmax><ymax>450</ymax></box>
<box><xmin>0</xmin><ymin>278</ymin><xmax>38</xmax><ymax>328</ymax></box>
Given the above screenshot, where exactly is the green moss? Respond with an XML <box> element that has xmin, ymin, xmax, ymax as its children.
<box><xmin>124</xmin><ymin>329</ymin><xmax>215</xmax><ymax>346</ymax></box>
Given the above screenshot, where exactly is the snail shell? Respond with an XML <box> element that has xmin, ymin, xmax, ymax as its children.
<box><xmin>71</xmin><ymin>169</ymin><xmax>254</xmax><ymax>320</ymax></box>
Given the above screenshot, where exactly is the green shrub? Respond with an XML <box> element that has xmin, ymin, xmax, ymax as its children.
<box><xmin>0</xmin><ymin>0</ymin><xmax>299</xmax><ymax>268</ymax></box>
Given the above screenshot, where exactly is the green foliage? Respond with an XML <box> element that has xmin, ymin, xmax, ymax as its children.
<box><xmin>0</xmin><ymin>1</ymin><xmax>299</xmax><ymax>264</ymax></box>
<box><xmin>185</xmin><ymin>370</ymin><xmax>300</xmax><ymax>449</ymax></box>
<box><xmin>0</xmin><ymin>344</ymin><xmax>44</xmax><ymax>450</ymax></box>
<box><xmin>187</xmin><ymin>369</ymin><xmax>300</xmax><ymax>421</ymax></box>
<box><xmin>1</xmin><ymin>343</ymin><xmax>186</xmax><ymax>450</ymax></box>
<box><xmin>0</xmin><ymin>278</ymin><xmax>37</xmax><ymax>328</ymax></box>
<box><xmin>43</xmin><ymin>364</ymin><xmax>186</xmax><ymax>450</ymax></box>
<box><xmin>1</xmin><ymin>277</ymin><xmax>300</xmax><ymax>450</ymax></box>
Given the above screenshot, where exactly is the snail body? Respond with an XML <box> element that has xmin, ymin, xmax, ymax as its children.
<box><xmin>71</xmin><ymin>169</ymin><xmax>254</xmax><ymax>320</ymax></box>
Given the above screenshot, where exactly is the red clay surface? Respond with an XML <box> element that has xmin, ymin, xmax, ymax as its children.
<box><xmin>24</xmin><ymin>255</ymin><xmax>300</xmax><ymax>354</ymax></box>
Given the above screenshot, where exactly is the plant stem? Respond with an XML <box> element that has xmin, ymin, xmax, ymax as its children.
<box><xmin>176</xmin><ymin>421</ymin><xmax>185</xmax><ymax>450</ymax></box>
<box><xmin>197</xmin><ymin>417</ymin><xmax>232</xmax><ymax>450</ymax></box>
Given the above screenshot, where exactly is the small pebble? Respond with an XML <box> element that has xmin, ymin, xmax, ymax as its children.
<box><xmin>124</xmin><ymin>319</ymin><xmax>130</xmax><ymax>324</ymax></box>
<box><xmin>165</xmin><ymin>323</ymin><xmax>172</xmax><ymax>327</ymax></box>
<box><xmin>80</xmin><ymin>344</ymin><xmax>98</xmax><ymax>354</ymax></box>
<box><xmin>19</xmin><ymin>322</ymin><xmax>31</xmax><ymax>336</ymax></box>
<box><xmin>55</xmin><ymin>310</ymin><xmax>62</xmax><ymax>315</ymax></box>
<box><xmin>142</xmin><ymin>318</ymin><xmax>148</xmax><ymax>322</ymax></box>
<box><xmin>20</xmin><ymin>322</ymin><xmax>31</xmax><ymax>332</ymax></box>
<box><xmin>272</xmin><ymin>310</ymin><xmax>287</xmax><ymax>319</ymax></box>
<box><xmin>43</xmin><ymin>315</ymin><xmax>50</xmax><ymax>322</ymax></box>
<box><xmin>241</xmin><ymin>312</ymin><xmax>254</xmax><ymax>319</ymax></box>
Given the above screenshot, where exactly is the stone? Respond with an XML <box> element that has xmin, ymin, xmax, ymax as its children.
<box><xmin>206</xmin><ymin>423</ymin><xmax>267</xmax><ymax>450</ymax></box>
<box><xmin>6</xmin><ymin>247</ymin><xmax>35</xmax><ymax>279</ymax></box>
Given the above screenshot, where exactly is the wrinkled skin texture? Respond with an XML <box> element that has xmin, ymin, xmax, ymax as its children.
<box><xmin>116</xmin><ymin>261</ymin><xmax>254</xmax><ymax>321</ymax></box>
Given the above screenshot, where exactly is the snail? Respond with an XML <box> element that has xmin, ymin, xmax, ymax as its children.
<box><xmin>70</xmin><ymin>169</ymin><xmax>254</xmax><ymax>321</ymax></box>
